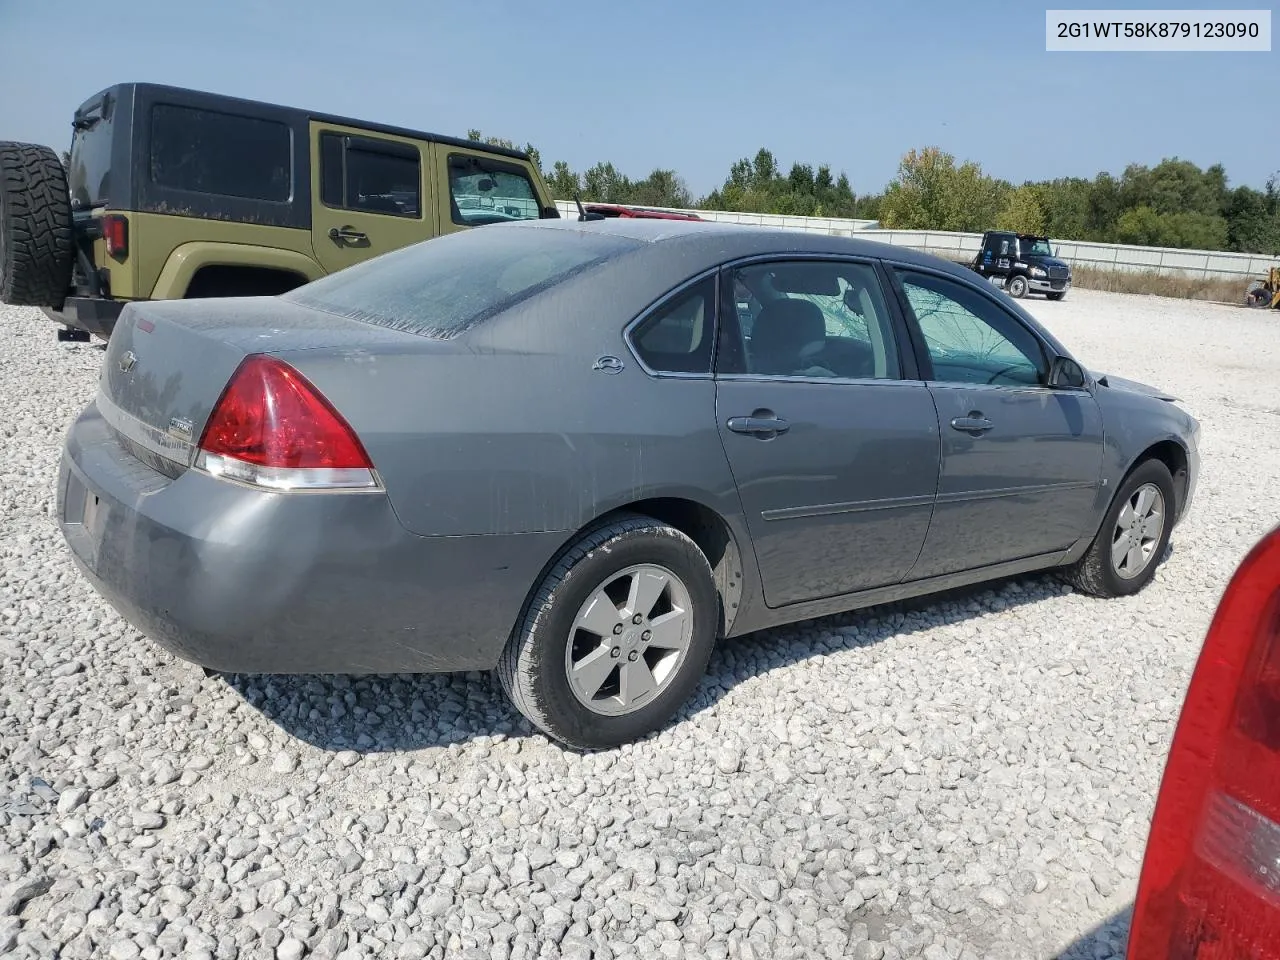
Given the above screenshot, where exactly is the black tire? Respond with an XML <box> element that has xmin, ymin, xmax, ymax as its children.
<box><xmin>498</xmin><ymin>514</ymin><xmax>719</xmax><ymax>749</ymax></box>
<box><xmin>1061</xmin><ymin>458</ymin><xmax>1176</xmax><ymax>598</ymax></box>
<box><xmin>0</xmin><ymin>142</ymin><xmax>74</xmax><ymax>308</ymax></box>
<box><xmin>1007</xmin><ymin>275</ymin><xmax>1029</xmax><ymax>299</ymax></box>
<box><xmin>1046</xmin><ymin>291</ymin><xmax>1065</xmax><ymax>301</ymax></box>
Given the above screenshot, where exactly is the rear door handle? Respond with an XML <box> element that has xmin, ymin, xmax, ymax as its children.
<box><xmin>950</xmin><ymin>415</ymin><xmax>994</xmax><ymax>434</ymax></box>
<box><xmin>328</xmin><ymin>226</ymin><xmax>369</xmax><ymax>246</ymax></box>
<box><xmin>727</xmin><ymin>415</ymin><xmax>790</xmax><ymax>437</ymax></box>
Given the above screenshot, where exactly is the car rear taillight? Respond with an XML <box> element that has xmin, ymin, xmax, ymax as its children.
<box><xmin>1128</xmin><ymin>525</ymin><xmax>1280</xmax><ymax>959</ymax></box>
<box><xmin>103</xmin><ymin>214</ymin><xmax>128</xmax><ymax>259</ymax></box>
<box><xmin>195</xmin><ymin>355</ymin><xmax>378</xmax><ymax>491</ymax></box>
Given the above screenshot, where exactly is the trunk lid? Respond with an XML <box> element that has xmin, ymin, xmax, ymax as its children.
<box><xmin>98</xmin><ymin>296</ymin><xmax>429</xmax><ymax>476</ymax></box>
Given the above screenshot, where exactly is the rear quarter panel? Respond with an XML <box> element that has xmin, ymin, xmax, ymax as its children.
<box><xmin>280</xmin><ymin>247</ymin><xmax>746</xmax><ymax>540</ymax></box>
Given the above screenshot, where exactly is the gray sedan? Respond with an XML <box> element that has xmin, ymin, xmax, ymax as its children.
<box><xmin>57</xmin><ymin>219</ymin><xmax>1200</xmax><ymax>747</ymax></box>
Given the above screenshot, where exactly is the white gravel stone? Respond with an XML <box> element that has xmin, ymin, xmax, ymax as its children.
<box><xmin>1</xmin><ymin>290</ymin><xmax>1276</xmax><ymax>959</ymax></box>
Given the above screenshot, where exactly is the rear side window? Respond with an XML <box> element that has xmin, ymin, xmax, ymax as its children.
<box><xmin>629</xmin><ymin>278</ymin><xmax>716</xmax><ymax>374</ymax></box>
<box><xmin>285</xmin><ymin>226</ymin><xmax>640</xmax><ymax>339</ymax></box>
<box><xmin>148</xmin><ymin>104</ymin><xmax>291</xmax><ymax>202</ymax></box>
<box><xmin>320</xmin><ymin>133</ymin><xmax>421</xmax><ymax>218</ymax></box>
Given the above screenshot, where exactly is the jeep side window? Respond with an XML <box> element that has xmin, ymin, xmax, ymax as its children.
<box><xmin>319</xmin><ymin>133</ymin><xmax>422</xmax><ymax>219</ymax></box>
<box><xmin>447</xmin><ymin>155</ymin><xmax>540</xmax><ymax>226</ymax></box>
<box><xmin>149</xmin><ymin>104</ymin><xmax>291</xmax><ymax>202</ymax></box>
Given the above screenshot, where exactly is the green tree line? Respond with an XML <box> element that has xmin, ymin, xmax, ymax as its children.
<box><xmin>467</xmin><ymin>130</ymin><xmax>1280</xmax><ymax>255</ymax></box>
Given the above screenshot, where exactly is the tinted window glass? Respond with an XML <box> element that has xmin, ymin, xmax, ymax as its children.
<box><xmin>286</xmin><ymin>227</ymin><xmax>640</xmax><ymax>339</ymax></box>
<box><xmin>448</xmin><ymin>154</ymin><xmax>540</xmax><ymax>226</ymax></box>
<box><xmin>68</xmin><ymin>93</ymin><xmax>115</xmax><ymax>210</ymax></box>
<box><xmin>629</xmin><ymin>278</ymin><xmax>716</xmax><ymax>374</ymax></box>
<box><xmin>149</xmin><ymin>104</ymin><xmax>291</xmax><ymax>201</ymax></box>
<box><xmin>896</xmin><ymin>270</ymin><xmax>1046</xmax><ymax>386</ymax></box>
<box><xmin>320</xmin><ymin>134</ymin><xmax>421</xmax><ymax>218</ymax></box>
<box><xmin>724</xmin><ymin>260</ymin><xmax>900</xmax><ymax>380</ymax></box>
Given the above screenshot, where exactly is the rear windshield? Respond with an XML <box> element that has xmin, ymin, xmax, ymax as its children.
<box><xmin>68</xmin><ymin>93</ymin><xmax>116</xmax><ymax>210</ymax></box>
<box><xmin>285</xmin><ymin>226</ymin><xmax>641</xmax><ymax>338</ymax></box>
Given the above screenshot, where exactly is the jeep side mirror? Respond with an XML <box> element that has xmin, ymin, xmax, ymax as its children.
<box><xmin>1048</xmin><ymin>356</ymin><xmax>1086</xmax><ymax>389</ymax></box>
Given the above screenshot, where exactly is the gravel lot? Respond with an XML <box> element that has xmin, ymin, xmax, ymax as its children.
<box><xmin>2</xmin><ymin>289</ymin><xmax>1278</xmax><ymax>960</ymax></box>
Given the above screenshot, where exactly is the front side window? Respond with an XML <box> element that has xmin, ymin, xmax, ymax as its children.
<box><xmin>149</xmin><ymin>104</ymin><xmax>291</xmax><ymax>202</ymax></box>
<box><xmin>895</xmin><ymin>270</ymin><xmax>1046</xmax><ymax>387</ymax></box>
<box><xmin>320</xmin><ymin>133</ymin><xmax>421</xmax><ymax>218</ymax></box>
<box><xmin>628</xmin><ymin>277</ymin><xmax>716</xmax><ymax>374</ymax></box>
<box><xmin>722</xmin><ymin>260</ymin><xmax>901</xmax><ymax>380</ymax></box>
<box><xmin>448</xmin><ymin>154</ymin><xmax>540</xmax><ymax>226</ymax></box>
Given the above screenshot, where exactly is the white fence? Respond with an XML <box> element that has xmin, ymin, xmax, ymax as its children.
<box><xmin>553</xmin><ymin>201</ymin><xmax>1275</xmax><ymax>282</ymax></box>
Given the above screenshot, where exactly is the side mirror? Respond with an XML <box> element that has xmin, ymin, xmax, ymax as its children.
<box><xmin>1048</xmin><ymin>356</ymin><xmax>1087</xmax><ymax>389</ymax></box>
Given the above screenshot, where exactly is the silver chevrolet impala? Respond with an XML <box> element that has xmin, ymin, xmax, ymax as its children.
<box><xmin>57</xmin><ymin>218</ymin><xmax>1200</xmax><ymax>747</ymax></box>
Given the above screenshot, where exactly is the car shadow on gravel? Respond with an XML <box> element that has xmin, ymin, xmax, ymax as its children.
<box><xmin>223</xmin><ymin>567</ymin><xmax>1090</xmax><ymax>754</ymax></box>
<box><xmin>1052</xmin><ymin>904</ymin><xmax>1132</xmax><ymax>959</ymax></box>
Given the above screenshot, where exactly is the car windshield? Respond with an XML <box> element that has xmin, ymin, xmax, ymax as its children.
<box><xmin>284</xmin><ymin>226</ymin><xmax>641</xmax><ymax>339</ymax></box>
<box><xmin>1020</xmin><ymin>237</ymin><xmax>1054</xmax><ymax>257</ymax></box>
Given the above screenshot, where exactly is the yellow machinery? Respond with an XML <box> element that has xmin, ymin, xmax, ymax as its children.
<box><xmin>1246</xmin><ymin>267</ymin><xmax>1280</xmax><ymax>309</ymax></box>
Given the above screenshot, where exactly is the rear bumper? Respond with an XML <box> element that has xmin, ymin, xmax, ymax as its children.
<box><xmin>42</xmin><ymin>297</ymin><xmax>125</xmax><ymax>338</ymax></box>
<box><xmin>57</xmin><ymin>401</ymin><xmax>563</xmax><ymax>674</ymax></box>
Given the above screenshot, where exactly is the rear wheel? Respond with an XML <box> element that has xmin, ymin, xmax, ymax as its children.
<box><xmin>1046</xmin><ymin>291</ymin><xmax>1065</xmax><ymax>301</ymax></box>
<box><xmin>0</xmin><ymin>142</ymin><xmax>74</xmax><ymax>307</ymax></box>
<box><xmin>1007</xmin><ymin>275</ymin><xmax>1028</xmax><ymax>298</ymax></box>
<box><xmin>498</xmin><ymin>514</ymin><xmax>719</xmax><ymax>749</ymax></box>
<box><xmin>1062</xmin><ymin>458</ymin><xmax>1176</xmax><ymax>598</ymax></box>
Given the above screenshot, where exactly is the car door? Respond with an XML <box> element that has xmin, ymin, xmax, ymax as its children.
<box><xmin>309</xmin><ymin>121</ymin><xmax>432</xmax><ymax>275</ymax></box>
<box><xmin>714</xmin><ymin>257</ymin><xmax>941</xmax><ymax>608</ymax></box>
<box><xmin>886</xmin><ymin>264</ymin><xmax>1103</xmax><ymax>580</ymax></box>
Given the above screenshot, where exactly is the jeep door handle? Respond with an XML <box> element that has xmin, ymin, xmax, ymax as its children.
<box><xmin>727</xmin><ymin>415</ymin><xmax>790</xmax><ymax>437</ymax></box>
<box><xmin>950</xmin><ymin>415</ymin><xmax>994</xmax><ymax>434</ymax></box>
<box><xmin>328</xmin><ymin>226</ymin><xmax>368</xmax><ymax>245</ymax></box>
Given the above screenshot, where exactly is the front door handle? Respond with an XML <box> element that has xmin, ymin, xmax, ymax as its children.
<box><xmin>328</xmin><ymin>226</ymin><xmax>369</xmax><ymax>246</ymax></box>
<box><xmin>950</xmin><ymin>414</ymin><xmax>994</xmax><ymax>434</ymax></box>
<box><xmin>727</xmin><ymin>415</ymin><xmax>790</xmax><ymax>437</ymax></box>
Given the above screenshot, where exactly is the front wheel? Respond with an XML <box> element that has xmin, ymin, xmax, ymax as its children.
<box><xmin>498</xmin><ymin>514</ymin><xmax>719</xmax><ymax>749</ymax></box>
<box><xmin>1007</xmin><ymin>275</ymin><xmax>1029</xmax><ymax>298</ymax></box>
<box><xmin>1061</xmin><ymin>459</ymin><xmax>1176</xmax><ymax>598</ymax></box>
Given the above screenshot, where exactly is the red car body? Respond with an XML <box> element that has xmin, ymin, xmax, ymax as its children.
<box><xmin>1127</xmin><ymin>524</ymin><xmax>1280</xmax><ymax>958</ymax></box>
<box><xmin>582</xmin><ymin>204</ymin><xmax>704</xmax><ymax>221</ymax></box>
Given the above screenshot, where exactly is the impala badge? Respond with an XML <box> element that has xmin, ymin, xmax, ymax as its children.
<box><xmin>118</xmin><ymin>350</ymin><xmax>137</xmax><ymax>373</ymax></box>
<box><xmin>167</xmin><ymin>417</ymin><xmax>193</xmax><ymax>441</ymax></box>
<box><xmin>593</xmin><ymin>355</ymin><xmax>625</xmax><ymax>375</ymax></box>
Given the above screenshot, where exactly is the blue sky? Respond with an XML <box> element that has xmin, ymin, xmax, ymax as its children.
<box><xmin>1</xmin><ymin>0</ymin><xmax>1275</xmax><ymax>198</ymax></box>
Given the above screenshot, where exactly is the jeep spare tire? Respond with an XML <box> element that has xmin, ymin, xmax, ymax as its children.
<box><xmin>0</xmin><ymin>142</ymin><xmax>74</xmax><ymax>307</ymax></box>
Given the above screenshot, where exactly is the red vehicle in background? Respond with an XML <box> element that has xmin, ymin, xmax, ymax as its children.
<box><xmin>582</xmin><ymin>203</ymin><xmax>704</xmax><ymax>221</ymax></box>
<box><xmin>1127</xmin><ymin>524</ymin><xmax>1280</xmax><ymax>958</ymax></box>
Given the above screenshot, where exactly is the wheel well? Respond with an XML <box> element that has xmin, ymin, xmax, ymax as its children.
<box><xmin>601</xmin><ymin>498</ymin><xmax>745</xmax><ymax>638</ymax></box>
<box><xmin>183</xmin><ymin>265</ymin><xmax>308</xmax><ymax>299</ymax></box>
<box><xmin>1137</xmin><ymin>440</ymin><xmax>1190</xmax><ymax>519</ymax></box>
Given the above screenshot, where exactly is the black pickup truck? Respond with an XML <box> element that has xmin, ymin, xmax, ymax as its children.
<box><xmin>970</xmin><ymin>230</ymin><xmax>1072</xmax><ymax>300</ymax></box>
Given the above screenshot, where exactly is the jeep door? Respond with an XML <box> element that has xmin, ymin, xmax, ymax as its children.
<box><xmin>309</xmin><ymin>121</ymin><xmax>434</xmax><ymax>274</ymax></box>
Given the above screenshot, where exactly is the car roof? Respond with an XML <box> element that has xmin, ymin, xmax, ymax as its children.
<box><xmin>525</xmin><ymin>216</ymin><xmax>962</xmax><ymax>268</ymax></box>
<box><xmin>90</xmin><ymin>82</ymin><xmax>533</xmax><ymax>162</ymax></box>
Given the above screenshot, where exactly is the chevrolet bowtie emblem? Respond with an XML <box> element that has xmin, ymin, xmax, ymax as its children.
<box><xmin>119</xmin><ymin>350</ymin><xmax>137</xmax><ymax>373</ymax></box>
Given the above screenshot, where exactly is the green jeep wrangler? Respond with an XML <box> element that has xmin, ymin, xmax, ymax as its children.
<box><xmin>0</xmin><ymin>82</ymin><xmax>559</xmax><ymax>340</ymax></box>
